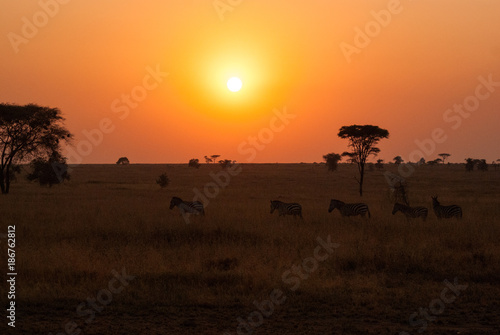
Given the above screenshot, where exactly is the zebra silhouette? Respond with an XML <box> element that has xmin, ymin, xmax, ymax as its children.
<box><xmin>431</xmin><ymin>196</ymin><xmax>462</xmax><ymax>219</ymax></box>
<box><xmin>392</xmin><ymin>203</ymin><xmax>428</xmax><ymax>221</ymax></box>
<box><xmin>270</xmin><ymin>200</ymin><xmax>303</xmax><ymax>218</ymax></box>
<box><xmin>169</xmin><ymin>197</ymin><xmax>204</xmax><ymax>216</ymax></box>
<box><xmin>328</xmin><ymin>199</ymin><xmax>370</xmax><ymax>218</ymax></box>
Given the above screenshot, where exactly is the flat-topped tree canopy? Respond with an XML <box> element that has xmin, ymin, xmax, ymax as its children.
<box><xmin>338</xmin><ymin>124</ymin><xmax>389</xmax><ymax>196</ymax></box>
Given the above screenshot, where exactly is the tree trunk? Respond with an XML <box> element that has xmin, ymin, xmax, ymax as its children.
<box><xmin>5</xmin><ymin>165</ymin><xmax>10</xmax><ymax>194</ymax></box>
<box><xmin>0</xmin><ymin>169</ymin><xmax>6</xmax><ymax>194</ymax></box>
<box><xmin>359</xmin><ymin>164</ymin><xmax>365</xmax><ymax>197</ymax></box>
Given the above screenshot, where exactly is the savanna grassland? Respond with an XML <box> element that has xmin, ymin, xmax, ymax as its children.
<box><xmin>1</xmin><ymin>163</ymin><xmax>500</xmax><ymax>335</ymax></box>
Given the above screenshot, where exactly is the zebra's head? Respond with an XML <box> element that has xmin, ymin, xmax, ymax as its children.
<box><xmin>170</xmin><ymin>197</ymin><xmax>182</xmax><ymax>209</ymax></box>
<box><xmin>392</xmin><ymin>203</ymin><xmax>402</xmax><ymax>215</ymax></box>
<box><xmin>328</xmin><ymin>199</ymin><xmax>342</xmax><ymax>213</ymax></box>
<box><xmin>431</xmin><ymin>196</ymin><xmax>440</xmax><ymax>207</ymax></box>
<box><xmin>270</xmin><ymin>200</ymin><xmax>280</xmax><ymax>214</ymax></box>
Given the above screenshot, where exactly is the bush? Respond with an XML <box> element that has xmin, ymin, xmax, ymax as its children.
<box><xmin>323</xmin><ymin>153</ymin><xmax>341</xmax><ymax>171</ymax></box>
<box><xmin>156</xmin><ymin>173</ymin><xmax>169</xmax><ymax>188</ymax></box>
<box><xmin>219</xmin><ymin>159</ymin><xmax>234</xmax><ymax>169</ymax></box>
<box><xmin>116</xmin><ymin>157</ymin><xmax>129</xmax><ymax>165</ymax></box>
<box><xmin>27</xmin><ymin>155</ymin><xmax>70</xmax><ymax>187</ymax></box>
<box><xmin>188</xmin><ymin>158</ymin><xmax>200</xmax><ymax>169</ymax></box>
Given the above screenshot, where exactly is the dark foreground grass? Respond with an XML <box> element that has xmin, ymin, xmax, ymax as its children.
<box><xmin>1</xmin><ymin>163</ymin><xmax>499</xmax><ymax>334</ymax></box>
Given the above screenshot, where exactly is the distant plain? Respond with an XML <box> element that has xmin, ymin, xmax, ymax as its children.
<box><xmin>2</xmin><ymin>163</ymin><xmax>499</xmax><ymax>334</ymax></box>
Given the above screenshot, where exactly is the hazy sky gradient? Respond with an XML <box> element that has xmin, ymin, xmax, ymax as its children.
<box><xmin>1</xmin><ymin>0</ymin><xmax>499</xmax><ymax>163</ymax></box>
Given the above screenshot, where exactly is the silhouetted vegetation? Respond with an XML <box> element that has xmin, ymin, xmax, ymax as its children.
<box><xmin>27</xmin><ymin>153</ymin><xmax>70</xmax><ymax>187</ymax></box>
<box><xmin>375</xmin><ymin>159</ymin><xmax>384</xmax><ymax>170</ymax></box>
<box><xmin>427</xmin><ymin>159</ymin><xmax>441</xmax><ymax>166</ymax></box>
<box><xmin>116</xmin><ymin>157</ymin><xmax>130</xmax><ymax>165</ymax></box>
<box><xmin>156</xmin><ymin>173</ymin><xmax>169</xmax><ymax>188</ymax></box>
<box><xmin>438</xmin><ymin>153</ymin><xmax>450</xmax><ymax>164</ymax></box>
<box><xmin>393</xmin><ymin>156</ymin><xmax>403</xmax><ymax>165</ymax></box>
<box><xmin>338</xmin><ymin>124</ymin><xmax>389</xmax><ymax>196</ymax></box>
<box><xmin>211</xmin><ymin>154</ymin><xmax>220</xmax><ymax>163</ymax></box>
<box><xmin>0</xmin><ymin>103</ymin><xmax>72</xmax><ymax>194</ymax></box>
<box><xmin>219</xmin><ymin>159</ymin><xmax>235</xmax><ymax>169</ymax></box>
<box><xmin>323</xmin><ymin>153</ymin><xmax>342</xmax><ymax>171</ymax></box>
<box><xmin>188</xmin><ymin>158</ymin><xmax>201</xmax><ymax>169</ymax></box>
<box><xmin>465</xmin><ymin>158</ymin><xmax>488</xmax><ymax>172</ymax></box>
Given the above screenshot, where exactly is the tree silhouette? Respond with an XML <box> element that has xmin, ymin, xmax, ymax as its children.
<box><xmin>27</xmin><ymin>152</ymin><xmax>70</xmax><ymax>187</ymax></box>
<box><xmin>204</xmin><ymin>156</ymin><xmax>212</xmax><ymax>164</ymax></box>
<box><xmin>188</xmin><ymin>158</ymin><xmax>200</xmax><ymax>168</ymax></box>
<box><xmin>323</xmin><ymin>153</ymin><xmax>342</xmax><ymax>171</ymax></box>
<box><xmin>438</xmin><ymin>153</ymin><xmax>450</xmax><ymax>164</ymax></box>
<box><xmin>338</xmin><ymin>125</ymin><xmax>389</xmax><ymax>196</ymax></box>
<box><xmin>0</xmin><ymin>103</ymin><xmax>71</xmax><ymax>194</ymax></box>
<box><xmin>116</xmin><ymin>157</ymin><xmax>129</xmax><ymax>165</ymax></box>
<box><xmin>477</xmin><ymin>159</ymin><xmax>488</xmax><ymax>171</ymax></box>
<box><xmin>465</xmin><ymin>158</ymin><xmax>475</xmax><ymax>172</ymax></box>
<box><xmin>375</xmin><ymin>159</ymin><xmax>384</xmax><ymax>170</ymax></box>
<box><xmin>219</xmin><ymin>159</ymin><xmax>233</xmax><ymax>169</ymax></box>
<box><xmin>210</xmin><ymin>155</ymin><xmax>220</xmax><ymax>163</ymax></box>
<box><xmin>393</xmin><ymin>156</ymin><xmax>403</xmax><ymax>165</ymax></box>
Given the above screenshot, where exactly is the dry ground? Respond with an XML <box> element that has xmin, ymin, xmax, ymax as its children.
<box><xmin>1</xmin><ymin>163</ymin><xmax>500</xmax><ymax>334</ymax></box>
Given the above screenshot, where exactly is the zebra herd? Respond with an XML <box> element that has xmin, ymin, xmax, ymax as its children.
<box><xmin>169</xmin><ymin>196</ymin><xmax>463</xmax><ymax>220</ymax></box>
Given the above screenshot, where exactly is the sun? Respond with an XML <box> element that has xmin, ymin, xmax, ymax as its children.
<box><xmin>227</xmin><ymin>77</ymin><xmax>243</xmax><ymax>92</ymax></box>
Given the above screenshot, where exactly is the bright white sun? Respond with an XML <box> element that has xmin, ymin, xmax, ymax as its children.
<box><xmin>227</xmin><ymin>77</ymin><xmax>242</xmax><ymax>92</ymax></box>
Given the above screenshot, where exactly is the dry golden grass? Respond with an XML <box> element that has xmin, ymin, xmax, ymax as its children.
<box><xmin>2</xmin><ymin>163</ymin><xmax>500</xmax><ymax>334</ymax></box>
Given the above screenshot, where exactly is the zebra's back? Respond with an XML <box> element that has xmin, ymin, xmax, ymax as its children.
<box><xmin>271</xmin><ymin>201</ymin><xmax>303</xmax><ymax>218</ymax></box>
<box><xmin>394</xmin><ymin>203</ymin><xmax>428</xmax><ymax>220</ymax></box>
<box><xmin>433</xmin><ymin>205</ymin><xmax>462</xmax><ymax>219</ymax></box>
<box><xmin>340</xmin><ymin>203</ymin><xmax>370</xmax><ymax>218</ymax></box>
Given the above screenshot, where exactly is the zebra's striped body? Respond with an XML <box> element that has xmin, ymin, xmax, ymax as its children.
<box><xmin>169</xmin><ymin>197</ymin><xmax>204</xmax><ymax>216</ymax></box>
<box><xmin>432</xmin><ymin>196</ymin><xmax>462</xmax><ymax>219</ymax></box>
<box><xmin>270</xmin><ymin>200</ymin><xmax>303</xmax><ymax>218</ymax></box>
<box><xmin>328</xmin><ymin>199</ymin><xmax>371</xmax><ymax>218</ymax></box>
<box><xmin>392</xmin><ymin>203</ymin><xmax>428</xmax><ymax>221</ymax></box>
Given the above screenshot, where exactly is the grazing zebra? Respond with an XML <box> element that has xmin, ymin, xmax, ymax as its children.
<box><xmin>270</xmin><ymin>200</ymin><xmax>303</xmax><ymax>218</ymax></box>
<box><xmin>328</xmin><ymin>199</ymin><xmax>371</xmax><ymax>218</ymax></box>
<box><xmin>169</xmin><ymin>197</ymin><xmax>204</xmax><ymax>216</ymax></box>
<box><xmin>392</xmin><ymin>203</ymin><xmax>428</xmax><ymax>221</ymax></box>
<box><xmin>431</xmin><ymin>196</ymin><xmax>462</xmax><ymax>219</ymax></box>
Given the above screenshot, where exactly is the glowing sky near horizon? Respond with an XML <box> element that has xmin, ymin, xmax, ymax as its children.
<box><xmin>1</xmin><ymin>0</ymin><xmax>499</xmax><ymax>163</ymax></box>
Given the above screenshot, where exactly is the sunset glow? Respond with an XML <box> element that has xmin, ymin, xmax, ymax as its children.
<box><xmin>1</xmin><ymin>1</ymin><xmax>499</xmax><ymax>163</ymax></box>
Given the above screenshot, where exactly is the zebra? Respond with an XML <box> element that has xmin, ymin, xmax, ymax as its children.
<box><xmin>392</xmin><ymin>203</ymin><xmax>428</xmax><ymax>221</ymax></box>
<box><xmin>169</xmin><ymin>197</ymin><xmax>205</xmax><ymax>216</ymax></box>
<box><xmin>431</xmin><ymin>196</ymin><xmax>462</xmax><ymax>219</ymax></box>
<box><xmin>328</xmin><ymin>199</ymin><xmax>371</xmax><ymax>218</ymax></box>
<box><xmin>270</xmin><ymin>200</ymin><xmax>303</xmax><ymax>218</ymax></box>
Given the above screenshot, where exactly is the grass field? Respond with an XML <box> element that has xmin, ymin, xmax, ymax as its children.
<box><xmin>2</xmin><ymin>163</ymin><xmax>500</xmax><ymax>334</ymax></box>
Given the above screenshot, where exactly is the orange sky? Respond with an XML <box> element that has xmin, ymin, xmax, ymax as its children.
<box><xmin>1</xmin><ymin>0</ymin><xmax>499</xmax><ymax>163</ymax></box>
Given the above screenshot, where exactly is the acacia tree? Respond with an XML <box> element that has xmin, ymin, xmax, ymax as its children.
<box><xmin>210</xmin><ymin>154</ymin><xmax>220</xmax><ymax>163</ymax></box>
<box><xmin>0</xmin><ymin>103</ymin><xmax>71</xmax><ymax>194</ymax></box>
<box><xmin>338</xmin><ymin>125</ymin><xmax>389</xmax><ymax>196</ymax></box>
<box><xmin>393</xmin><ymin>156</ymin><xmax>403</xmax><ymax>165</ymax></box>
<box><xmin>438</xmin><ymin>153</ymin><xmax>450</xmax><ymax>164</ymax></box>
